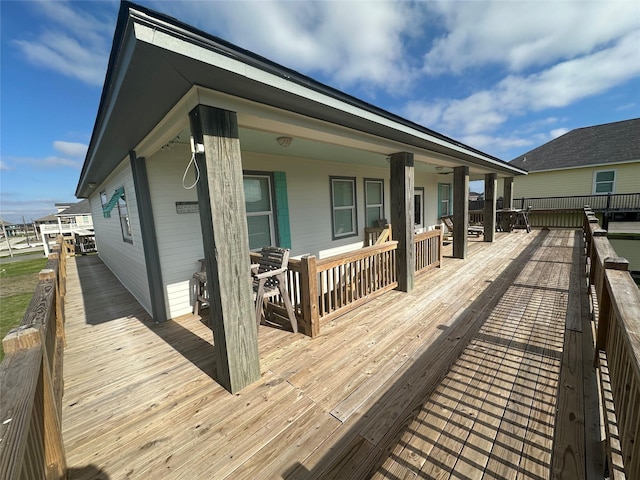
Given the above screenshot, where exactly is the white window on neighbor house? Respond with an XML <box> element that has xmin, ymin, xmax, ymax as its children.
<box><xmin>117</xmin><ymin>188</ymin><xmax>133</xmax><ymax>243</ymax></box>
<box><xmin>244</xmin><ymin>173</ymin><xmax>276</xmax><ymax>250</ymax></box>
<box><xmin>364</xmin><ymin>179</ymin><xmax>384</xmax><ymax>227</ymax></box>
<box><xmin>593</xmin><ymin>170</ymin><xmax>616</xmax><ymax>194</ymax></box>
<box><xmin>331</xmin><ymin>176</ymin><xmax>357</xmax><ymax>239</ymax></box>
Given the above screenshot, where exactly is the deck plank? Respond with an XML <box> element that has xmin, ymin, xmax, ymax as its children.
<box><xmin>60</xmin><ymin>230</ymin><xmax>601</xmax><ymax>479</ymax></box>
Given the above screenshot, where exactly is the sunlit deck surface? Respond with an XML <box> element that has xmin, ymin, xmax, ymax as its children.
<box><xmin>62</xmin><ymin>229</ymin><xmax>602</xmax><ymax>479</ymax></box>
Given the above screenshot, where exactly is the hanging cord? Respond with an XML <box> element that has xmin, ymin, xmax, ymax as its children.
<box><xmin>182</xmin><ymin>151</ymin><xmax>200</xmax><ymax>189</ymax></box>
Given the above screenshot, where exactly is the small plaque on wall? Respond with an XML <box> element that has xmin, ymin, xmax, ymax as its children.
<box><xmin>176</xmin><ymin>201</ymin><xmax>199</xmax><ymax>214</ymax></box>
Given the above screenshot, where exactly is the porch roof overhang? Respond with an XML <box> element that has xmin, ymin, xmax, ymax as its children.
<box><xmin>76</xmin><ymin>1</ymin><xmax>526</xmax><ymax>198</ymax></box>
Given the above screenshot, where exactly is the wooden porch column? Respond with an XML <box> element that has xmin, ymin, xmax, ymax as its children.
<box><xmin>189</xmin><ymin>105</ymin><xmax>260</xmax><ymax>394</ymax></box>
<box><xmin>130</xmin><ymin>152</ymin><xmax>167</xmax><ymax>323</ymax></box>
<box><xmin>483</xmin><ymin>173</ymin><xmax>497</xmax><ymax>243</ymax></box>
<box><xmin>390</xmin><ymin>152</ymin><xmax>415</xmax><ymax>292</ymax></box>
<box><xmin>453</xmin><ymin>166</ymin><xmax>469</xmax><ymax>259</ymax></box>
<box><xmin>503</xmin><ymin>177</ymin><xmax>514</xmax><ymax>210</ymax></box>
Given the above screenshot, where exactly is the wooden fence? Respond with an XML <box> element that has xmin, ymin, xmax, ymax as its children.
<box><xmin>0</xmin><ymin>238</ymin><xmax>68</xmax><ymax>479</ymax></box>
<box><xmin>585</xmin><ymin>208</ymin><xmax>640</xmax><ymax>479</ymax></box>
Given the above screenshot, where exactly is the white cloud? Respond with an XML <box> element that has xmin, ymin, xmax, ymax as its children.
<box><xmin>550</xmin><ymin>128</ymin><xmax>570</xmax><ymax>139</ymax></box>
<box><xmin>405</xmin><ymin>30</ymin><xmax>640</xmax><ymax>137</ymax></box>
<box><xmin>423</xmin><ymin>1</ymin><xmax>640</xmax><ymax>74</ymax></box>
<box><xmin>13</xmin><ymin>1</ymin><xmax>113</xmax><ymax>86</ymax></box>
<box><xmin>157</xmin><ymin>0</ymin><xmax>426</xmax><ymax>92</ymax></box>
<box><xmin>53</xmin><ymin>141</ymin><xmax>87</xmax><ymax>158</ymax></box>
<box><xmin>0</xmin><ymin>161</ymin><xmax>14</xmax><ymax>171</ymax></box>
<box><xmin>7</xmin><ymin>155</ymin><xmax>82</xmax><ymax>169</ymax></box>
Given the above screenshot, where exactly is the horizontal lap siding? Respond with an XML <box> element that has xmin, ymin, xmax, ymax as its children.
<box><xmin>90</xmin><ymin>160</ymin><xmax>152</xmax><ymax>313</ymax></box>
<box><xmin>147</xmin><ymin>146</ymin><xmax>204</xmax><ymax>319</ymax></box>
<box><xmin>513</xmin><ymin>162</ymin><xmax>640</xmax><ymax>198</ymax></box>
<box><xmin>242</xmin><ymin>152</ymin><xmax>444</xmax><ymax>258</ymax></box>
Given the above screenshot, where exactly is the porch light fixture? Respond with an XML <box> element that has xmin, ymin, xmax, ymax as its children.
<box><xmin>276</xmin><ymin>136</ymin><xmax>292</xmax><ymax>147</ymax></box>
<box><xmin>88</xmin><ymin>182</ymin><xmax>97</xmax><ymax>189</ymax></box>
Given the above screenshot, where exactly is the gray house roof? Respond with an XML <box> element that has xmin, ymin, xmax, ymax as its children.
<box><xmin>510</xmin><ymin>118</ymin><xmax>640</xmax><ymax>172</ymax></box>
<box><xmin>56</xmin><ymin>199</ymin><xmax>92</xmax><ymax>217</ymax></box>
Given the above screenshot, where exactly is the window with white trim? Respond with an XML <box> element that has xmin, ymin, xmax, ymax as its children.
<box><xmin>364</xmin><ymin>179</ymin><xmax>384</xmax><ymax>227</ymax></box>
<box><xmin>593</xmin><ymin>170</ymin><xmax>615</xmax><ymax>194</ymax></box>
<box><xmin>331</xmin><ymin>176</ymin><xmax>357</xmax><ymax>239</ymax></box>
<box><xmin>117</xmin><ymin>187</ymin><xmax>133</xmax><ymax>243</ymax></box>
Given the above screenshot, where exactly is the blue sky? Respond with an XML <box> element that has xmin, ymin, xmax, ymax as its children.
<box><xmin>1</xmin><ymin>0</ymin><xmax>639</xmax><ymax>223</ymax></box>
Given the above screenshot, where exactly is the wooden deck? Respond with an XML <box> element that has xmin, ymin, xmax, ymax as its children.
<box><xmin>62</xmin><ymin>229</ymin><xmax>603</xmax><ymax>479</ymax></box>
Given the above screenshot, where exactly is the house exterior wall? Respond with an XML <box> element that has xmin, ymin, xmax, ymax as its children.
<box><xmin>145</xmin><ymin>145</ymin><xmax>446</xmax><ymax>319</ymax></box>
<box><xmin>89</xmin><ymin>159</ymin><xmax>152</xmax><ymax>314</ymax></box>
<box><xmin>512</xmin><ymin>162</ymin><xmax>640</xmax><ymax>198</ymax></box>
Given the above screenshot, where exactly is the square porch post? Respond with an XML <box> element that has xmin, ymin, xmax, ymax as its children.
<box><xmin>483</xmin><ymin>173</ymin><xmax>497</xmax><ymax>243</ymax></box>
<box><xmin>189</xmin><ymin>105</ymin><xmax>260</xmax><ymax>394</ymax></box>
<box><xmin>390</xmin><ymin>152</ymin><xmax>414</xmax><ymax>292</ymax></box>
<box><xmin>503</xmin><ymin>177</ymin><xmax>514</xmax><ymax>210</ymax></box>
<box><xmin>453</xmin><ymin>166</ymin><xmax>469</xmax><ymax>259</ymax></box>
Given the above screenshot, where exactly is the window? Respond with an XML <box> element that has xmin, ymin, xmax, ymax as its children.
<box><xmin>438</xmin><ymin>183</ymin><xmax>451</xmax><ymax>217</ymax></box>
<box><xmin>414</xmin><ymin>188</ymin><xmax>424</xmax><ymax>230</ymax></box>
<box><xmin>593</xmin><ymin>170</ymin><xmax>615</xmax><ymax>194</ymax></box>
<box><xmin>331</xmin><ymin>176</ymin><xmax>357</xmax><ymax>239</ymax></box>
<box><xmin>117</xmin><ymin>187</ymin><xmax>132</xmax><ymax>243</ymax></box>
<box><xmin>364</xmin><ymin>179</ymin><xmax>384</xmax><ymax>227</ymax></box>
<box><xmin>244</xmin><ymin>174</ymin><xmax>276</xmax><ymax>250</ymax></box>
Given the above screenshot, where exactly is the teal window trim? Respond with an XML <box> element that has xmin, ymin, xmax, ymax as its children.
<box><xmin>102</xmin><ymin>186</ymin><xmax>125</xmax><ymax>218</ymax></box>
<box><xmin>273</xmin><ymin>172</ymin><xmax>291</xmax><ymax>249</ymax></box>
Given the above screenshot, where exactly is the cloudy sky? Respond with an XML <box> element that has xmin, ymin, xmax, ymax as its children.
<box><xmin>1</xmin><ymin>0</ymin><xmax>639</xmax><ymax>222</ymax></box>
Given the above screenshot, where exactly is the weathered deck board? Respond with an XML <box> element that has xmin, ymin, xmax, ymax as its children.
<box><xmin>61</xmin><ymin>230</ymin><xmax>602</xmax><ymax>479</ymax></box>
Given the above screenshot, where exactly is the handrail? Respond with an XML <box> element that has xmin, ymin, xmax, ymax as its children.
<box><xmin>471</xmin><ymin>192</ymin><xmax>640</xmax><ymax>212</ymax></box>
<box><xmin>585</xmin><ymin>209</ymin><xmax>640</xmax><ymax>479</ymax></box>
<box><xmin>0</xmin><ymin>236</ymin><xmax>68</xmax><ymax>479</ymax></box>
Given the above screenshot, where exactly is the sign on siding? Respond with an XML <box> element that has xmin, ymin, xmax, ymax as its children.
<box><xmin>176</xmin><ymin>201</ymin><xmax>199</xmax><ymax>214</ymax></box>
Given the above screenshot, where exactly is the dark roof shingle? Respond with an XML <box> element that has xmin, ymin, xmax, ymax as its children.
<box><xmin>510</xmin><ymin>118</ymin><xmax>640</xmax><ymax>172</ymax></box>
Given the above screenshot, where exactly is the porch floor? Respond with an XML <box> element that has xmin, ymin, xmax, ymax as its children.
<box><xmin>62</xmin><ymin>229</ymin><xmax>603</xmax><ymax>479</ymax></box>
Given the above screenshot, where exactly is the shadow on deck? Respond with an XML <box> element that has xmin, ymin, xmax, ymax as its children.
<box><xmin>62</xmin><ymin>230</ymin><xmax>602</xmax><ymax>479</ymax></box>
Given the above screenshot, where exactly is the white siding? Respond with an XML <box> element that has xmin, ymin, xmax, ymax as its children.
<box><xmin>89</xmin><ymin>160</ymin><xmax>151</xmax><ymax>314</ymax></box>
<box><xmin>146</xmin><ymin>147</ymin><xmax>204</xmax><ymax>319</ymax></box>
<box><xmin>512</xmin><ymin>162</ymin><xmax>640</xmax><ymax>198</ymax></box>
<box><xmin>144</xmin><ymin>147</ymin><xmax>445</xmax><ymax>319</ymax></box>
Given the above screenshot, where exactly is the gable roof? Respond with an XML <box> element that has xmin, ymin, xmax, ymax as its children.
<box><xmin>510</xmin><ymin>118</ymin><xmax>640</xmax><ymax>172</ymax></box>
<box><xmin>76</xmin><ymin>1</ymin><xmax>525</xmax><ymax>198</ymax></box>
<box><xmin>56</xmin><ymin>199</ymin><xmax>92</xmax><ymax>217</ymax></box>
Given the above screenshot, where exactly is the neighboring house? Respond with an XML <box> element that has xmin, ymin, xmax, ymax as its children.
<box><xmin>76</xmin><ymin>2</ymin><xmax>525</xmax><ymax>390</ymax></box>
<box><xmin>36</xmin><ymin>200</ymin><xmax>95</xmax><ymax>255</ymax></box>
<box><xmin>509</xmin><ymin>118</ymin><xmax>640</xmax><ymax>200</ymax></box>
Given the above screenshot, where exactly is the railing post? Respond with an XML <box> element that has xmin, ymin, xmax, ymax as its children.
<box><xmin>589</xmin><ymin>228</ymin><xmax>608</xmax><ymax>287</ymax></box>
<box><xmin>595</xmin><ymin>257</ymin><xmax>630</xmax><ymax>351</ymax></box>
<box><xmin>299</xmin><ymin>255</ymin><xmax>320</xmax><ymax>337</ymax></box>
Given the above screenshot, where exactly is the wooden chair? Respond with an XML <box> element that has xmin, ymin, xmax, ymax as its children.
<box><xmin>192</xmin><ymin>259</ymin><xmax>208</xmax><ymax>316</ymax></box>
<box><xmin>441</xmin><ymin>215</ymin><xmax>484</xmax><ymax>237</ymax></box>
<box><xmin>252</xmin><ymin>247</ymin><xmax>298</xmax><ymax>333</ymax></box>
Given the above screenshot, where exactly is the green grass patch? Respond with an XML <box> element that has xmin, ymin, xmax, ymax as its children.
<box><xmin>0</xmin><ymin>257</ymin><xmax>49</xmax><ymax>360</ymax></box>
<box><xmin>1</xmin><ymin>258</ymin><xmax>48</xmax><ymax>277</ymax></box>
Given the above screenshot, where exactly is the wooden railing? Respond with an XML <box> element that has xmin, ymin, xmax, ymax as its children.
<box><xmin>316</xmin><ymin>241</ymin><xmax>398</xmax><ymax>323</ymax></box>
<box><xmin>262</xmin><ymin>227</ymin><xmax>439</xmax><ymax>338</ymax></box>
<box><xmin>585</xmin><ymin>208</ymin><xmax>640</xmax><ymax>479</ymax></box>
<box><xmin>0</xmin><ymin>237</ymin><xmax>68</xmax><ymax>479</ymax></box>
<box><xmin>364</xmin><ymin>224</ymin><xmax>392</xmax><ymax>246</ymax></box>
<box><xmin>414</xmin><ymin>230</ymin><xmax>442</xmax><ymax>274</ymax></box>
